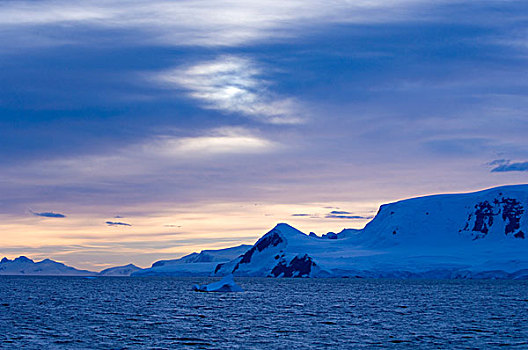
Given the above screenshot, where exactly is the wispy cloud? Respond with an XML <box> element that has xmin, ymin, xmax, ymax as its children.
<box><xmin>490</xmin><ymin>159</ymin><xmax>528</xmax><ymax>172</ymax></box>
<box><xmin>325</xmin><ymin>214</ymin><xmax>373</xmax><ymax>219</ymax></box>
<box><xmin>154</xmin><ymin>56</ymin><xmax>302</xmax><ymax>124</ymax></box>
<box><xmin>31</xmin><ymin>211</ymin><xmax>66</xmax><ymax>218</ymax></box>
<box><xmin>106</xmin><ymin>221</ymin><xmax>132</xmax><ymax>227</ymax></box>
<box><xmin>0</xmin><ymin>0</ymin><xmax>441</xmax><ymax>49</ymax></box>
<box><xmin>9</xmin><ymin>127</ymin><xmax>277</xmax><ymax>183</ymax></box>
<box><xmin>325</xmin><ymin>210</ymin><xmax>372</xmax><ymax>220</ymax></box>
<box><xmin>291</xmin><ymin>210</ymin><xmax>373</xmax><ymax>220</ymax></box>
<box><xmin>145</xmin><ymin>127</ymin><xmax>277</xmax><ymax>156</ymax></box>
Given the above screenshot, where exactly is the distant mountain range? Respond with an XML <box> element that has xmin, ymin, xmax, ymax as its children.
<box><xmin>0</xmin><ymin>247</ymin><xmax>250</xmax><ymax>277</ymax></box>
<box><xmin>2</xmin><ymin>184</ymin><xmax>527</xmax><ymax>279</ymax></box>
<box><xmin>0</xmin><ymin>256</ymin><xmax>95</xmax><ymax>276</ymax></box>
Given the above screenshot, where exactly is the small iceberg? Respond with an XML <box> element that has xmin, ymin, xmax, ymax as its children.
<box><xmin>192</xmin><ymin>274</ymin><xmax>243</xmax><ymax>293</ymax></box>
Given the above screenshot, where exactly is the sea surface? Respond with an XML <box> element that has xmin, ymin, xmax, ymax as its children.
<box><xmin>1</xmin><ymin>277</ymin><xmax>527</xmax><ymax>349</ymax></box>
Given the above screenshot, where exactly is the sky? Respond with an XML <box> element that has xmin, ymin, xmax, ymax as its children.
<box><xmin>0</xmin><ymin>0</ymin><xmax>527</xmax><ymax>271</ymax></box>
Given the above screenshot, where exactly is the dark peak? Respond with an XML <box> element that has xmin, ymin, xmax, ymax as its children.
<box><xmin>14</xmin><ymin>256</ymin><xmax>34</xmax><ymax>263</ymax></box>
<box><xmin>321</xmin><ymin>232</ymin><xmax>338</xmax><ymax>239</ymax></box>
<box><xmin>1</xmin><ymin>257</ymin><xmax>10</xmax><ymax>263</ymax></box>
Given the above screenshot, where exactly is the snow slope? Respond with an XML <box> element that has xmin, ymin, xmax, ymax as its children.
<box><xmin>215</xmin><ymin>185</ymin><xmax>528</xmax><ymax>278</ymax></box>
<box><xmin>0</xmin><ymin>256</ymin><xmax>95</xmax><ymax>276</ymax></box>
<box><xmin>132</xmin><ymin>245</ymin><xmax>251</xmax><ymax>276</ymax></box>
<box><xmin>99</xmin><ymin>264</ymin><xmax>142</xmax><ymax>276</ymax></box>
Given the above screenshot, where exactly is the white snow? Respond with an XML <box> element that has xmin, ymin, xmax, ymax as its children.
<box><xmin>132</xmin><ymin>244</ymin><xmax>251</xmax><ymax>276</ymax></box>
<box><xmin>3</xmin><ymin>185</ymin><xmax>527</xmax><ymax>279</ymax></box>
<box><xmin>215</xmin><ymin>185</ymin><xmax>528</xmax><ymax>278</ymax></box>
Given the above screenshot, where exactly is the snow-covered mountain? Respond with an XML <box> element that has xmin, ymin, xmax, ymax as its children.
<box><xmin>0</xmin><ymin>256</ymin><xmax>95</xmax><ymax>276</ymax></box>
<box><xmin>132</xmin><ymin>245</ymin><xmax>252</xmax><ymax>276</ymax></box>
<box><xmin>215</xmin><ymin>185</ymin><xmax>528</xmax><ymax>278</ymax></box>
<box><xmin>99</xmin><ymin>264</ymin><xmax>142</xmax><ymax>276</ymax></box>
<box><xmin>3</xmin><ymin>185</ymin><xmax>527</xmax><ymax>278</ymax></box>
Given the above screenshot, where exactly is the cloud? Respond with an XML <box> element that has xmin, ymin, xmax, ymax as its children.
<box><xmin>490</xmin><ymin>159</ymin><xmax>528</xmax><ymax>172</ymax></box>
<box><xmin>106</xmin><ymin>221</ymin><xmax>132</xmax><ymax>226</ymax></box>
<box><xmin>153</xmin><ymin>56</ymin><xmax>302</xmax><ymax>124</ymax></box>
<box><xmin>0</xmin><ymin>0</ymin><xmax>440</xmax><ymax>49</ymax></box>
<box><xmin>31</xmin><ymin>211</ymin><xmax>66</xmax><ymax>218</ymax></box>
<box><xmin>325</xmin><ymin>214</ymin><xmax>372</xmax><ymax>220</ymax></box>
<box><xmin>12</xmin><ymin>127</ymin><xmax>278</xmax><ymax>183</ymax></box>
<box><xmin>146</xmin><ymin>127</ymin><xmax>277</xmax><ymax>156</ymax></box>
<box><xmin>292</xmin><ymin>210</ymin><xmax>372</xmax><ymax>220</ymax></box>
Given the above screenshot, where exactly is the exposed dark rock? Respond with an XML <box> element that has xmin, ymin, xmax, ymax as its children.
<box><xmin>462</xmin><ymin>196</ymin><xmax>525</xmax><ymax>240</ymax></box>
<box><xmin>239</xmin><ymin>230</ymin><xmax>283</xmax><ymax>264</ymax></box>
<box><xmin>256</xmin><ymin>231</ymin><xmax>283</xmax><ymax>251</ymax></box>
<box><xmin>214</xmin><ymin>263</ymin><xmax>224</xmax><ymax>274</ymax></box>
<box><xmin>239</xmin><ymin>247</ymin><xmax>255</xmax><ymax>264</ymax></box>
<box><xmin>270</xmin><ymin>254</ymin><xmax>315</xmax><ymax>278</ymax></box>
<box><xmin>472</xmin><ymin>201</ymin><xmax>495</xmax><ymax>238</ymax></box>
<box><xmin>500</xmin><ymin>197</ymin><xmax>524</xmax><ymax>237</ymax></box>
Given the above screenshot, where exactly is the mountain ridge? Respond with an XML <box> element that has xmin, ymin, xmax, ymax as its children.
<box><xmin>3</xmin><ymin>184</ymin><xmax>527</xmax><ymax>278</ymax></box>
<box><xmin>214</xmin><ymin>184</ymin><xmax>528</xmax><ymax>278</ymax></box>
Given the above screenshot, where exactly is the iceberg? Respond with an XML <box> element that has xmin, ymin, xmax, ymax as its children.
<box><xmin>192</xmin><ymin>274</ymin><xmax>243</xmax><ymax>292</ymax></box>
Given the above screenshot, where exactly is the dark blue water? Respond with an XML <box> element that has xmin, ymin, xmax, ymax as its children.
<box><xmin>1</xmin><ymin>277</ymin><xmax>527</xmax><ymax>349</ymax></box>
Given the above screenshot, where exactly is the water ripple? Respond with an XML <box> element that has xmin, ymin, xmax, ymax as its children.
<box><xmin>0</xmin><ymin>277</ymin><xmax>527</xmax><ymax>349</ymax></box>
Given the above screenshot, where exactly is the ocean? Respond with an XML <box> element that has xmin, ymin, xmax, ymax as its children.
<box><xmin>1</xmin><ymin>277</ymin><xmax>527</xmax><ymax>349</ymax></box>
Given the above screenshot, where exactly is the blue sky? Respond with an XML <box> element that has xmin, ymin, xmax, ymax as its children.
<box><xmin>0</xmin><ymin>0</ymin><xmax>527</xmax><ymax>270</ymax></box>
